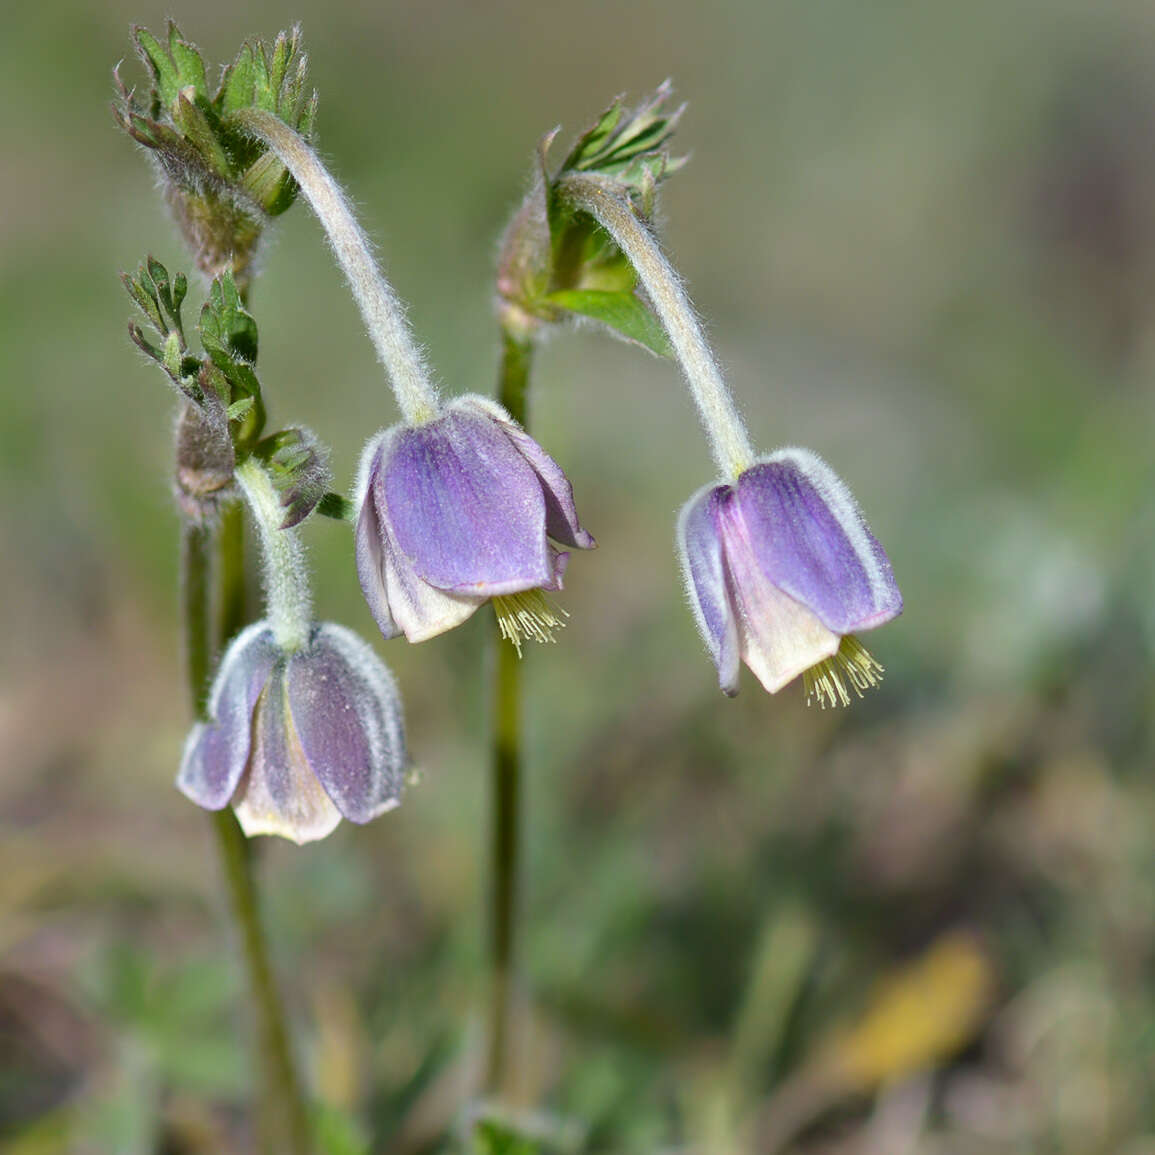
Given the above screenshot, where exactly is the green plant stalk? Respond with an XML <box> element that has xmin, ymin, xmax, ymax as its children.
<box><xmin>182</xmin><ymin>513</ymin><xmax>311</xmax><ymax>1153</ymax></box>
<box><xmin>216</xmin><ymin>498</ymin><xmax>248</xmax><ymax>651</ymax></box>
<box><xmin>485</xmin><ymin>326</ymin><xmax>534</xmax><ymax>1095</ymax></box>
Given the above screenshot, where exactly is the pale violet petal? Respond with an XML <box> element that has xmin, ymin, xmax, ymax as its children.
<box><xmin>456</xmin><ymin>395</ymin><xmax>596</xmax><ymax>550</ymax></box>
<box><xmin>718</xmin><ymin>494</ymin><xmax>841</xmax><ymax>692</ymax></box>
<box><xmin>736</xmin><ymin>450</ymin><xmax>902</xmax><ymax>635</ymax></box>
<box><xmin>380</xmin><ymin>406</ymin><xmax>554</xmax><ymax>593</ymax></box>
<box><xmin>177</xmin><ymin>622</ymin><xmax>277</xmax><ymax>809</ymax></box>
<box><xmin>678</xmin><ymin>483</ymin><xmax>740</xmax><ymax>695</ymax></box>
<box><xmin>377</xmin><ymin>494</ymin><xmax>484</xmax><ymax>641</ymax></box>
<box><xmin>355</xmin><ymin>480</ymin><xmax>402</xmax><ymax>640</ymax></box>
<box><xmin>232</xmin><ymin>665</ymin><xmax>341</xmax><ymax>845</ymax></box>
<box><xmin>287</xmin><ymin>624</ymin><xmax>407</xmax><ymax>824</ymax></box>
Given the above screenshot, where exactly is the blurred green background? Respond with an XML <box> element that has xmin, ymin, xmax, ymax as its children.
<box><xmin>6</xmin><ymin>0</ymin><xmax>1155</xmax><ymax>1151</ymax></box>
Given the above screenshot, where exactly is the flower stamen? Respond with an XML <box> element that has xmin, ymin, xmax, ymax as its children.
<box><xmin>493</xmin><ymin>590</ymin><xmax>568</xmax><ymax>657</ymax></box>
<box><xmin>804</xmin><ymin>635</ymin><xmax>885</xmax><ymax>709</ymax></box>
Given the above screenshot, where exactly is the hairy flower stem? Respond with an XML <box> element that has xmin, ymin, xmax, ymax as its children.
<box><xmin>234</xmin><ymin>458</ymin><xmax>312</xmax><ymax>652</ymax></box>
<box><xmin>485</xmin><ymin>325</ymin><xmax>533</xmax><ymax>1095</ymax></box>
<box><xmin>233</xmin><ymin>108</ymin><xmax>440</xmax><ymax>425</ymax></box>
<box><xmin>182</xmin><ymin>514</ymin><xmax>311</xmax><ymax>1154</ymax></box>
<box><xmin>557</xmin><ymin>172</ymin><xmax>756</xmax><ymax>480</ymax></box>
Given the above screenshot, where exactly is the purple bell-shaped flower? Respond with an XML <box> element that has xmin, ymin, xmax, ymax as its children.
<box><xmin>179</xmin><ymin>620</ymin><xmax>407</xmax><ymax>844</ymax></box>
<box><xmin>678</xmin><ymin>448</ymin><xmax>902</xmax><ymax>704</ymax></box>
<box><xmin>356</xmin><ymin>395</ymin><xmax>595</xmax><ymax>649</ymax></box>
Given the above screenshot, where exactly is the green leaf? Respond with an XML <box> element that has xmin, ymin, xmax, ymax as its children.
<box><xmin>544</xmin><ymin>289</ymin><xmax>671</xmax><ymax>356</ymax></box>
<box><xmin>172</xmin><ymin>91</ymin><xmax>231</xmax><ymax>177</ymax></box>
<box><xmin>167</xmin><ymin>23</ymin><xmax>208</xmax><ymax>99</ymax></box>
<box><xmin>316</xmin><ymin>492</ymin><xmax>355</xmax><ymax>522</ymax></box>
<box><xmin>561</xmin><ymin>82</ymin><xmax>684</xmax><ymax>188</ymax></box>
<box><xmin>124</xmin><ymin>258</ymin><xmax>189</xmax><ymax>361</ymax></box>
<box><xmin>240</xmin><ymin>151</ymin><xmax>296</xmax><ymax>216</ymax></box>
<box><xmin>226</xmin><ymin>397</ymin><xmax>255</xmax><ymax>421</ymax></box>
<box><xmin>255</xmin><ymin>426</ymin><xmax>332</xmax><ymax>527</ymax></box>
<box><xmin>162</xmin><ymin>332</ymin><xmax>183</xmax><ymax>379</ymax></box>
<box><xmin>132</xmin><ymin>26</ymin><xmax>181</xmax><ymax>110</ymax></box>
<box><xmin>249</xmin><ymin>35</ymin><xmax>275</xmax><ymax>111</ymax></box>
<box><xmin>122</xmin><ymin>269</ymin><xmax>164</xmax><ymax>335</ymax></box>
<box><xmin>127</xmin><ymin>322</ymin><xmax>162</xmax><ymax>363</ymax></box>
<box><xmin>269</xmin><ymin>28</ymin><xmax>292</xmax><ymax>95</ymax></box>
<box><xmin>564</xmin><ymin>99</ymin><xmax>624</xmax><ymax>169</ymax></box>
<box><xmin>298</xmin><ymin>90</ymin><xmax>319</xmax><ymax>137</ymax></box>
<box><xmin>218</xmin><ymin>45</ymin><xmax>257</xmax><ymax>113</ymax></box>
<box><xmin>172</xmin><ymin>271</ymin><xmax>188</xmax><ymax>313</ymax></box>
<box><xmin>199</xmin><ymin>273</ymin><xmax>259</xmax><ymax>366</ymax></box>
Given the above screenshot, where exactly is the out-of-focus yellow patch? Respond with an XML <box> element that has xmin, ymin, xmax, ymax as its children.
<box><xmin>819</xmin><ymin>931</ymin><xmax>995</xmax><ymax>1090</ymax></box>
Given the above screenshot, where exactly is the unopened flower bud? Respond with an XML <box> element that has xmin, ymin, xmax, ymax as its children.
<box><xmin>174</xmin><ymin>401</ymin><xmax>235</xmax><ymax>523</ymax></box>
<box><xmin>115</xmin><ymin>24</ymin><xmax>316</xmax><ymax>289</ymax></box>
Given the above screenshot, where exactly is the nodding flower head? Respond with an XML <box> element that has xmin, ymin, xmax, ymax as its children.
<box><xmin>355</xmin><ymin>395</ymin><xmax>595</xmax><ymax>652</ymax></box>
<box><xmin>678</xmin><ymin>448</ymin><xmax>902</xmax><ymax>705</ymax></box>
<box><xmin>178</xmin><ymin>621</ymin><xmax>407</xmax><ymax>844</ymax></box>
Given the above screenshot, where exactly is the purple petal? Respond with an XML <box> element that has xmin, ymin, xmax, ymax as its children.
<box><xmin>375</xmin><ymin>488</ymin><xmax>485</xmax><ymax>641</ymax></box>
<box><xmin>677</xmin><ymin>484</ymin><xmax>740</xmax><ymax>695</ymax></box>
<box><xmin>286</xmin><ymin>624</ymin><xmax>406</xmax><ymax>824</ymax></box>
<box><xmin>380</xmin><ymin>407</ymin><xmax>554</xmax><ymax>594</ymax></box>
<box><xmin>716</xmin><ymin>492</ymin><xmax>841</xmax><ymax>693</ymax></box>
<box><xmin>355</xmin><ymin>468</ymin><xmax>402</xmax><ymax>640</ymax></box>
<box><xmin>177</xmin><ymin>622</ymin><xmax>278</xmax><ymax>809</ymax></box>
<box><xmin>357</xmin><ymin>431</ymin><xmax>483</xmax><ymax>642</ymax></box>
<box><xmin>734</xmin><ymin>450</ymin><xmax>903</xmax><ymax>635</ymax></box>
<box><xmin>231</xmin><ymin>664</ymin><xmax>341</xmax><ymax>844</ymax></box>
<box><xmin>460</xmin><ymin>397</ymin><xmax>596</xmax><ymax>550</ymax></box>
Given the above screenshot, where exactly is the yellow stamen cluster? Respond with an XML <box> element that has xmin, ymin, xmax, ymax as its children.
<box><xmin>804</xmin><ymin>635</ymin><xmax>885</xmax><ymax>709</ymax></box>
<box><xmin>493</xmin><ymin>590</ymin><xmax>568</xmax><ymax>657</ymax></box>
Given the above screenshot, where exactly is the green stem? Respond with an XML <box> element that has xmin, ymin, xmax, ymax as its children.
<box><xmin>485</xmin><ymin>326</ymin><xmax>534</xmax><ymax>1095</ymax></box>
<box><xmin>182</xmin><ymin>511</ymin><xmax>311</xmax><ymax>1153</ymax></box>
<box><xmin>497</xmin><ymin>325</ymin><xmax>533</xmax><ymax>427</ymax></box>
<box><xmin>216</xmin><ymin>499</ymin><xmax>247</xmax><ymax>655</ymax></box>
<box><xmin>183</xmin><ymin>520</ymin><xmax>212</xmax><ymax>716</ymax></box>
<box><xmin>209</xmin><ymin>809</ymin><xmax>311</xmax><ymax>1154</ymax></box>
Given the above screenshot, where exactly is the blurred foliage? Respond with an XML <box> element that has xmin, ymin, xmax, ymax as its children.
<box><xmin>5</xmin><ymin>0</ymin><xmax>1155</xmax><ymax>1152</ymax></box>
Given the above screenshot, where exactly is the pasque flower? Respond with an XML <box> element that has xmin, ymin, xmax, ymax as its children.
<box><xmin>179</xmin><ymin>620</ymin><xmax>407</xmax><ymax>843</ymax></box>
<box><xmin>557</xmin><ymin>172</ymin><xmax>902</xmax><ymax>703</ymax></box>
<box><xmin>355</xmin><ymin>395</ymin><xmax>594</xmax><ymax>648</ymax></box>
<box><xmin>679</xmin><ymin>449</ymin><xmax>902</xmax><ymax>702</ymax></box>
<box><xmin>234</xmin><ymin>114</ymin><xmax>594</xmax><ymax>652</ymax></box>
<box><xmin>178</xmin><ymin>458</ymin><xmax>407</xmax><ymax>843</ymax></box>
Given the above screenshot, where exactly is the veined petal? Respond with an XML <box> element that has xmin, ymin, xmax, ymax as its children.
<box><xmin>287</xmin><ymin>624</ymin><xmax>407</xmax><ymax>824</ymax></box>
<box><xmin>718</xmin><ymin>492</ymin><xmax>841</xmax><ymax>692</ymax></box>
<box><xmin>177</xmin><ymin>622</ymin><xmax>277</xmax><ymax>809</ymax></box>
<box><xmin>381</xmin><ymin>407</ymin><xmax>554</xmax><ymax>594</ymax></box>
<box><xmin>677</xmin><ymin>483</ymin><xmax>740</xmax><ymax>695</ymax></box>
<box><xmin>735</xmin><ymin>450</ymin><xmax>903</xmax><ymax>635</ymax></box>
<box><xmin>232</xmin><ymin>664</ymin><xmax>341</xmax><ymax>845</ymax></box>
<box><xmin>459</xmin><ymin>395</ymin><xmax>596</xmax><ymax>550</ymax></box>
